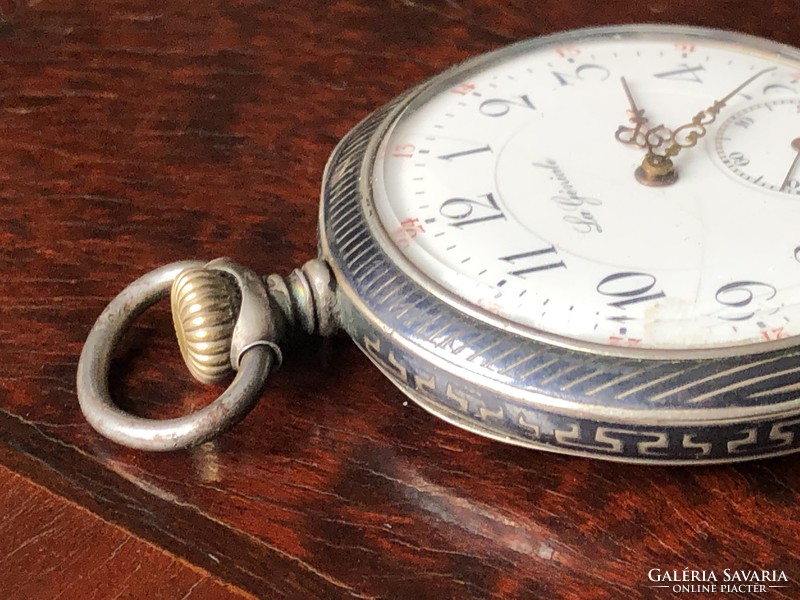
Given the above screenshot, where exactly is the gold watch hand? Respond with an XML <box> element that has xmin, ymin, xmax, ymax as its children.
<box><xmin>780</xmin><ymin>138</ymin><xmax>800</xmax><ymax>192</ymax></box>
<box><xmin>657</xmin><ymin>67</ymin><xmax>776</xmax><ymax>159</ymax></box>
<box><xmin>637</xmin><ymin>67</ymin><xmax>777</xmax><ymax>187</ymax></box>
<box><xmin>615</xmin><ymin>76</ymin><xmax>649</xmax><ymax>148</ymax></box>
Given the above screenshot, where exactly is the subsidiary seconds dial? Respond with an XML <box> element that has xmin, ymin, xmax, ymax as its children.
<box><xmin>715</xmin><ymin>98</ymin><xmax>800</xmax><ymax>194</ymax></box>
<box><xmin>372</xmin><ymin>27</ymin><xmax>800</xmax><ymax>355</ymax></box>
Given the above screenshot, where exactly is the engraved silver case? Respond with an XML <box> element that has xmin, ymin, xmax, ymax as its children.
<box><xmin>318</xmin><ymin>26</ymin><xmax>800</xmax><ymax>464</ymax></box>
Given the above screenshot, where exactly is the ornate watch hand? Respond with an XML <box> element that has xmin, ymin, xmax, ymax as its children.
<box><xmin>615</xmin><ymin>76</ymin><xmax>650</xmax><ymax>148</ymax></box>
<box><xmin>637</xmin><ymin>67</ymin><xmax>777</xmax><ymax>186</ymax></box>
<box><xmin>780</xmin><ymin>137</ymin><xmax>800</xmax><ymax>192</ymax></box>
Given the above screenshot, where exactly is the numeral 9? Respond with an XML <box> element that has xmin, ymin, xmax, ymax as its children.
<box><xmin>715</xmin><ymin>281</ymin><xmax>777</xmax><ymax>321</ymax></box>
<box><xmin>479</xmin><ymin>95</ymin><xmax>535</xmax><ymax>117</ymax></box>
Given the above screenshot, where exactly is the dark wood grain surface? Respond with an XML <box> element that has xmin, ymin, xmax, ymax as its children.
<box><xmin>1</xmin><ymin>1</ymin><xmax>799</xmax><ymax>599</ymax></box>
<box><xmin>0</xmin><ymin>463</ymin><xmax>253</xmax><ymax>600</ymax></box>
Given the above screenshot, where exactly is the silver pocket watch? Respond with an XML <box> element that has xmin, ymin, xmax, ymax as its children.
<box><xmin>78</xmin><ymin>24</ymin><xmax>800</xmax><ymax>464</ymax></box>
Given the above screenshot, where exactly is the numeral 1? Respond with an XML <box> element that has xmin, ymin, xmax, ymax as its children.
<box><xmin>438</xmin><ymin>144</ymin><xmax>492</xmax><ymax>161</ymax></box>
<box><xmin>450</xmin><ymin>83</ymin><xmax>476</xmax><ymax>96</ymax></box>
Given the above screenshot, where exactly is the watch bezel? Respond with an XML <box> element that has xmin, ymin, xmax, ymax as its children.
<box><xmin>363</xmin><ymin>23</ymin><xmax>800</xmax><ymax>360</ymax></box>
<box><xmin>318</xmin><ymin>24</ymin><xmax>800</xmax><ymax>463</ymax></box>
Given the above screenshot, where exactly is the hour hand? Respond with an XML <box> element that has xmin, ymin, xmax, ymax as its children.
<box><xmin>615</xmin><ymin>76</ymin><xmax>649</xmax><ymax>148</ymax></box>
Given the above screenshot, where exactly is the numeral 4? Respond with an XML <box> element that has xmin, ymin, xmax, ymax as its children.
<box><xmin>653</xmin><ymin>64</ymin><xmax>705</xmax><ymax>83</ymax></box>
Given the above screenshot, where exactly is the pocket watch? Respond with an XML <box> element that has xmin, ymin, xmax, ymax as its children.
<box><xmin>77</xmin><ymin>24</ymin><xmax>800</xmax><ymax>464</ymax></box>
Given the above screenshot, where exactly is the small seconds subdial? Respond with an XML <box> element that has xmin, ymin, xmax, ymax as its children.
<box><xmin>715</xmin><ymin>98</ymin><xmax>800</xmax><ymax>194</ymax></box>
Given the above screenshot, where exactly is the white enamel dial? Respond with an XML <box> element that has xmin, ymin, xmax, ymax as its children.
<box><xmin>371</xmin><ymin>26</ymin><xmax>800</xmax><ymax>355</ymax></box>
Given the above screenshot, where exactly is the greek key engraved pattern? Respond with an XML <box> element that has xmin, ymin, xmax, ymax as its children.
<box><xmin>479</xmin><ymin>405</ymin><xmax>504</xmax><ymax>421</ymax></box>
<box><xmin>637</xmin><ymin>431</ymin><xmax>670</xmax><ymax>456</ymax></box>
<box><xmin>444</xmin><ymin>383</ymin><xmax>471</xmax><ymax>412</ymax></box>
<box><xmin>515</xmin><ymin>413</ymin><xmax>541</xmax><ymax>439</ymax></box>
<box><xmin>727</xmin><ymin>428</ymin><xmax>759</xmax><ymax>454</ymax></box>
<box><xmin>363</xmin><ymin>335</ymin><xmax>436</xmax><ymax>396</ymax></box>
<box><xmin>554</xmin><ymin>425</ymin><xmax>669</xmax><ymax>456</ymax></box>
<box><xmin>325</xmin><ymin>110</ymin><xmax>800</xmax><ymax>412</ymax></box>
<box><xmin>768</xmin><ymin>418</ymin><xmax>800</xmax><ymax>448</ymax></box>
<box><xmin>323</xmin><ymin>96</ymin><xmax>800</xmax><ymax>462</ymax></box>
<box><xmin>387</xmin><ymin>350</ymin><xmax>409</xmax><ymax>385</ymax></box>
<box><xmin>354</xmin><ymin>316</ymin><xmax>800</xmax><ymax>461</ymax></box>
<box><xmin>554</xmin><ymin>424</ymin><xmax>591</xmax><ymax>449</ymax></box>
<box><xmin>681</xmin><ymin>434</ymin><xmax>712</xmax><ymax>458</ymax></box>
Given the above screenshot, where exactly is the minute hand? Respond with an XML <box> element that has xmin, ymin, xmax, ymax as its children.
<box><xmin>657</xmin><ymin>67</ymin><xmax>777</xmax><ymax>159</ymax></box>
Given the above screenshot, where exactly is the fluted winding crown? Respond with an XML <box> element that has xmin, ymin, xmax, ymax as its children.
<box><xmin>170</xmin><ymin>267</ymin><xmax>239</xmax><ymax>384</ymax></box>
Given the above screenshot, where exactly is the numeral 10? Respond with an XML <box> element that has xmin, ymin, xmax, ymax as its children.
<box><xmin>597</xmin><ymin>272</ymin><xmax>665</xmax><ymax>310</ymax></box>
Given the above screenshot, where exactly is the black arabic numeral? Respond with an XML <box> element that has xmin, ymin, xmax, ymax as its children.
<box><xmin>597</xmin><ymin>272</ymin><xmax>666</xmax><ymax>309</ymax></box>
<box><xmin>440</xmin><ymin>192</ymin><xmax>506</xmax><ymax>228</ymax></box>
<box><xmin>479</xmin><ymin>94</ymin><xmax>536</xmax><ymax>117</ymax></box>
<box><xmin>715</xmin><ymin>280</ymin><xmax>777</xmax><ymax>321</ymax></box>
<box><xmin>653</xmin><ymin>63</ymin><xmax>705</xmax><ymax>83</ymax></box>
<box><xmin>552</xmin><ymin>63</ymin><xmax>611</xmax><ymax>86</ymax></box>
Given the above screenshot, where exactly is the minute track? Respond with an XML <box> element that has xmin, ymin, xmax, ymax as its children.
<box><xmin>376</xmin><ymin>26</ymin><xmax>800</xmax><ymax>352</ymax></box>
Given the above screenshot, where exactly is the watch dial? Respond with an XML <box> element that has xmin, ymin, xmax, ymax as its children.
<box><xmin>372</xmin><ymin>26</ymin><xmax>800</xmax><ymax>355</ymax></box>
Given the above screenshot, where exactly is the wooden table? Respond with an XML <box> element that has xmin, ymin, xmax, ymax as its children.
<box><xmin>2</xmin><ymin>1</ymin><xmax>799</xmax><ymax>598</ymax></box>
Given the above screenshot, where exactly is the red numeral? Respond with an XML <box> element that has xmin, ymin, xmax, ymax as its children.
<box><xmin>762</xmin><ymin>327</ymin><xmax>788</xmax><ymax>341</ymax></box>
<box><xmin>555</xmin><ymin>46</ymin><xmax>580</xmax><ymax>58</ymax></box>
<box><xmin>450</xmin><ymin>83</ymin><xmax>476</xmax><ymax>96</ymax></box>
<box><xmin>476</xmin><ymin>297</ymin><xmax>503</xmax><ymax>314</ymax></box>
<box><xmin>394</xmin><ymin>217</ymin><xmax>425</xmax><ymax>248</ymax></box>
<box><xmin>674</xmin><ymin>42</ymin><xmax>696</xmax><ymax>53</ymax></box>
<box><xmin>609</xmin><ymin>336</ymin><xmax>642</xmax><ymax>347</ymax></box>
<box><xmin>392</xmin><ymin>144</ymin><xmax>415</xmax><ymax>158</ymax></box>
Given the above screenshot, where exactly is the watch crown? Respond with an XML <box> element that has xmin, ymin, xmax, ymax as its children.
<box><xmin>171</xmin><ymin>266</ymin><xmax>240</xmax><ymax>384</ymax></box>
